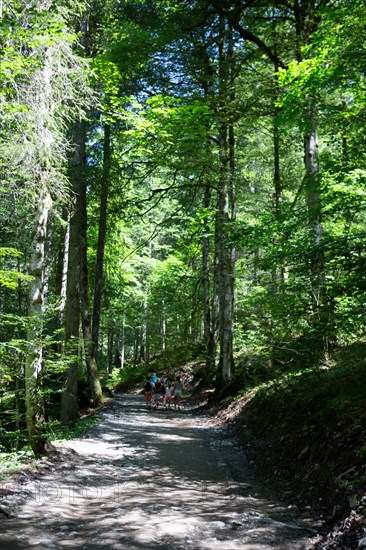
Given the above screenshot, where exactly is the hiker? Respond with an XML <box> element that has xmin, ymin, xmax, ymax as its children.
<box><xmin>153</xmin><ymin>377</ymin><xmax>163</xmax><ymax>409</ymax></box>
<box><xmin>173</xmin><ymin>376</ymin><xmax>183</xmax><ymax>411</ymax></box>
<box><xmin>163</xmin><ymin>382</ymin><xmax>172</xmax><ymax>409</ymax></box>
<box><xmin>144</xmin><ymin>377</ymin><xmax>154</xmax><ymax>409</ymax></box>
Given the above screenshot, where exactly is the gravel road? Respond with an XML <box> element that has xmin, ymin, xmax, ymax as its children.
<box><xmin>0</xmin><ymin>394</ymin><xmax>320</xmax><ymax>549</ymax></box>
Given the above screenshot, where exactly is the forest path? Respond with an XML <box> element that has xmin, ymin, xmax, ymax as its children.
<box><xmin>0</xmin><ymin>394</ymin><xmax>320</xmax><ymax>549</ymax></box>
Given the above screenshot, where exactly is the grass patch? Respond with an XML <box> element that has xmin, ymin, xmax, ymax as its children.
<box><xmin>0</xmin><ymin>450</ymin><xmax>34</xmax><ymax>480</ymax></box>
<box><xmin>47</xmin><ymin>414</ymin><xmax>100</xmax><ymax>443</ymax></box>
<box><xmin>0</xmin><ymin>414</ymin><xmax>100</xmax><ymax>481</ymax></box>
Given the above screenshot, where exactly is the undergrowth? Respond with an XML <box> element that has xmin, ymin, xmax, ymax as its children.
<box><xmin>0</xmin><ymin>414</ymin><xmax>99</xmax><ymax>481</ymax></box>
<box><xmin>232</xmin><ymin>343</ymin><xmax>366</xmax><ymax>518</ymax></box>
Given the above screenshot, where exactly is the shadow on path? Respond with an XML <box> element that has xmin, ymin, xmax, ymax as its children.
<box><xmin>0</xmin><ymin>394</ymin><xmax>320</xmax><ymax>549</ymax></box>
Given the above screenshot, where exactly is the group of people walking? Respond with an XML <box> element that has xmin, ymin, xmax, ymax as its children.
<box><xmin>144</xmin><ymin>373</ymin><xmax>183</xmax><ymax>411</ymax></box>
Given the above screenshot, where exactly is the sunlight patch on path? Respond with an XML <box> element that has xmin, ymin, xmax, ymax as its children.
<box><xmin>0</xmin><ymin>394</ymin><xmax>319</xmax><ymax>549</ymax></box>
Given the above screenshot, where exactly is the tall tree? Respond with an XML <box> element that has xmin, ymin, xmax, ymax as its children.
<box><xmin>92</xmin><ymin>122</ymin><xmax>111</xmax><ymax>358</ymax></box>
<box><xmin>26</xmin><ymin>191</ymin><xmax>52</xmax><ymax>456</ymax></box>
<box><xmin>61</xmin><ymin>8</ymin><xmax>103</xmax><ymax>423</ymax></box>
<box><xmin>60</xmin><ymin>124</ymin><xmax>84</xmax><ymax>426</ymax></box>
<box><xmin>1</xmin><ymin>0</ymin><xmax>91</xmax><ymax>448</ymax></box>
<box><xmin>79</xmin><ymin>131</ymin><xmax>104</xmax><ymax>406</ymax></box>
<box><xmin>215</xmin><ymin>13</ymin><xmax>236</xmax><ymax>383</ymax></box>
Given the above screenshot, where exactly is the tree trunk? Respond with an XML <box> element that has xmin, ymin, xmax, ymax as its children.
<box><xmin>228</xmin><ymin>22</ymin><xmax>237</xmax><ymax>360</ymax></box>
<box><xmin>107</xmin><ymin>326</ymin><xmax>114</xmax><ymax>375</ymax></box>
<box><xmin>202</xmin><ymin>182</ymin><xmax>215</xmax><ymax>378</ymax></box>
<box><xmin>272</xmin><ymin>61</ymin><xmax>282</xmax><ymax>295</ymax></box>
<box><xmin>160</xmin><ymin>299</ymin><xmax>166</xmax><ymax>351</ymax></box>
<box><xmin>92</xmin><ymin>122</ymin><xmax>111</xmax><ymax>357</ymax></box>
<box><xmin>133</xmin><ymin>331</ymin><xmax>139</xmax><ymax>367</ymax></box>
<box><xmin>304</xmin><ymin>102</ymin><xmax>323</xmax><ymax>306</ymax></box>
<box><xmin>60</xmin><ymin>8</ymin><xmax>91</xmax><ymax>424</ymax></box>
<box><xmin>24</xmin><ymin>44</ymin><xmax>54</xmax><ymax>456</ymax></box>
<box><xmin>216</xmin><ymin>14</ymin><xmax>235</xmax><ymax>384</ymax></box>
<box><xmin>25</xmin><ymin>190</ymin><xmax>52</xmax><ymax>456</ymax></box>
<box><xmin>140</xmin><ymin>292</ymin><xmax>149</xmax><ymax>364</ymax></box>
<box><xmin>294</xmin><ymin>2</ymin><xmax>327</xmax><ymax>352</ymax></box>
<box><xmin>59</xmin><ymin>207</ymin><xmax>70</xmax><ymax>322</ymax></box>
<box><xmin>193</xmin><ymin>38</ymin><xmax>217</xmax><ymax>380</ymax></box>
<box><xmin>120</xmin><ymin>319</ymin><xmax>125</xmax><ymax>369</ymax></box>
<box><xmin>79</xmin><ymin>162</ymin><xmax>103</xmax><ymax>406</ymax></box>
<box><xmin>60</xmin><ymin>121</ymin><xmax>85</xmax><ymax>426</ymax></box>
<box><xmin>292</xmin><ymin>1</ymin><xmax>324</xmax><ymax>309</ymax></box>
<box><xmin>216</xmin><ymin>166</ymin><xmax>234</xmax><ymax>384</ymax></box>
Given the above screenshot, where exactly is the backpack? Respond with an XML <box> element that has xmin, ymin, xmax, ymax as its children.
<box><xmin>144</xmin><ymin>380</ymin><xmax>152</xmax><ymax>392</ymax></box>
<box><xmin>154</xmin><ymin>381</ymin><xmax>162</xmax><ymax>393</ymax></box>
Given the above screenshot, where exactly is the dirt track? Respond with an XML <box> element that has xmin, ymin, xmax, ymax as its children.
<box><xmin>0</xmin><ymin>394</ymin><xmax>320</xmax><ymax>549</ymax></box>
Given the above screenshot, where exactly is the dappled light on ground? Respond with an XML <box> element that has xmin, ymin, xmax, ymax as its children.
<box><xmin>0</xmin><ymin>395</ymin><xmax>319</xmax><ymax>549</ymax></box>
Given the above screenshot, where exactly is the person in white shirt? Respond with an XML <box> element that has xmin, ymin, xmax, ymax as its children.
<box><xmin>173</xmin><ymin>377</ymin><xmax>183</xmax><ymax>411</ymax></box>
<box><xmin>163</xmin><ymin>383</ymin><xmax>172</xmax><ymax>409</ymax></box>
